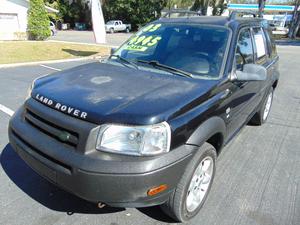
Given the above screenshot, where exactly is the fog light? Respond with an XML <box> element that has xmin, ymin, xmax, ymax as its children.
<box><xmin>147</xmin><ymin>184</ymin><xmax>168</xmax><ymax>196</ymax></box>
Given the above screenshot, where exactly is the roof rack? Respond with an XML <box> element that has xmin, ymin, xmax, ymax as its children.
<box><xmin>161</xmin><ymin>10</ymin><xmax>201</xmax><ymax>19</ymax></box>
<box><xmin>229</xmin><ymin>11</ymin><xmax>258</xmax><ymax>20</ymax></box>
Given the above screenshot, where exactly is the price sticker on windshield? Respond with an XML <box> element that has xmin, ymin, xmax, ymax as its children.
<box><xmin>125</xmin><ymin>45</ymin><xmax>148</xmax><ymax>51</ymax></box>
<box><xmin>142</xmin><ymin>24</ymin><xmax>162</xmax><ymax>32</ymax></box>
<box><xmin>124</xmin><ymin>35</ymin><xmax>162</xmax><ymax>52</ymax></box>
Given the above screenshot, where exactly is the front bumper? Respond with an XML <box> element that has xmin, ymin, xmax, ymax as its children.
<box><xmin>8</xmin><ymin>100</ymin><xmax>196</xmax><ymax>207</ymax></box>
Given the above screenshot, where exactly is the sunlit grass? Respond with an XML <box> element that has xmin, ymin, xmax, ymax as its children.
<box><xmin>0</xmin><ymin>41</ymin><xmax>110</xmax><ymax>64</ymax></box>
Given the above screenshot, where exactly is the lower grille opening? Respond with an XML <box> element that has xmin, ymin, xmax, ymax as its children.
<box><xmin>12</xmin><ymin>129</ymin><xmax>72</xmax><ymax>174</ymax></box>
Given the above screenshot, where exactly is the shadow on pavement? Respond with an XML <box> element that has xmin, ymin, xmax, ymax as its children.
<box><xmin>138</xmin><ymin>206</ymin><xmax>176</xmax><ymax>223</ymax></box>
<box><xmin>0</xmin><ymin>144</ymin><xmax>124</xmax><ymax>215</ymax></box>
<box><xmin>62</xmin><ymin>49</ymin><xmax>98</xmax><ymax>57</ymax></box>
<box><xmin>275</xmin><ymin>40</ymin><xmax>300</xmax><ymax>46</ymax></box>
<box><xmin>0</xmin><ymin>144</ymin><xmax>175</xmax><ymax>222</ymax></box>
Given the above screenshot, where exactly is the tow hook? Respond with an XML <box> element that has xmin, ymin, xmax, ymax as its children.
<box><xmin>97</xmin><ymin>202</ymin><xmax>106</xmax><ymax>208</ymax></box>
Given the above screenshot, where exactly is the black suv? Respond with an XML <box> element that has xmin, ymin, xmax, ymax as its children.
<box><xmin>8</xmin><ymin>15</ymin><xmax>279</xmax><ymax>222</ymax></box>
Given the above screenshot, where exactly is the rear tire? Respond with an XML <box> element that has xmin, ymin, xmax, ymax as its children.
<box><xmin>250</xmin><ymin>87</ymin><xmax>274</xmax><ymax>125</ymax></box>
<box><xmin>161</xmin><ymin>143</ymin><xmax>216</xmax><ymax>222</ymax></box>
<box><xmin>126</xmin><ymin>27</ymin><xmax>130</xmax><ymax>33</ymax></box>
<box><xmin>110</xmin><ymin>28</ymin><xmax>114</xmax><ymax>34</ymax></box>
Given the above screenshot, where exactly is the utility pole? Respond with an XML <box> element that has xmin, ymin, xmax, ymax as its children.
<box><xmin>258</xmin><ymin>0</ymin><xmax>266</xmax><ymax>18</ymax></box>
<box><xmin>288</xmin><ymin>0</ymin><xmax>300</xmax><ymax>39</ymax></box>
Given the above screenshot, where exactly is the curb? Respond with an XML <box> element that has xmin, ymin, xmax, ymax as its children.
<box><xmin>0</xmin><ymin>56</ymin><xmax>107</xmax><ymax>69</ymax></box>
<box><xmin>47</xmin><ymin>40</ymin><xmax>119</xmax><ymax>49</ymax></box>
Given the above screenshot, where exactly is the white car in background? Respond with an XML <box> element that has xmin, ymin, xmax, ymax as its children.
<box><xmin>105</xmin><ymin>20</ymin><xmax>131</xmax><ymax>33</ymax></box>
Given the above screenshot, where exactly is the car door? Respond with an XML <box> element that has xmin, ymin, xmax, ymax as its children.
<box><xmin>119</xmin><ymin>21</ymin><xmax>126</xmax><ymax>31</ymax></box>
<box><xmin>115</xmin><ymin>21</ymin><xmax>122</xmax><ymax>31</ymax></box>
<box><xmin>114</xmin><ymin>21</ymin><xmax>119</xmax><ymax>31</ymax></box>
<box><xmin>226</xmin><ymin>27</ymin><xmax>262</xmax><ymax>138</ymax></box>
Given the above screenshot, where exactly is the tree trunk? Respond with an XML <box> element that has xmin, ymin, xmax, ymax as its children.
<box><xmin>191</xmin><ymin>0</ymin><xmax>209</xmax><ymax>15</ymax></box>
<box><xmin>293</xmin><ymin>14</ymin><xmax>300</xmax><ymax>38</ymax></box>
<box><xmin>288</xmin><ymin>0</ymin><xmax>300</xmax><ymax>39</ymax></box>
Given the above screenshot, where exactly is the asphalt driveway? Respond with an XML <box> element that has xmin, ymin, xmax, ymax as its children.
<box><xmin>50</xmin><ymin>31</ymin><xmax>132</xmax><ymax>47</ymax></box>
<box><xmin>0</xmin><ymin>44</ymin><xmax>299</xmax><ymax>225</ymax></box>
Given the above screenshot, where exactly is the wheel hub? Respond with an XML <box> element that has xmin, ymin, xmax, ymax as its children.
<box><xmin>186</xmin><ymin>156</ymin><xmax>214</xmax><ymax>213</ymax></box>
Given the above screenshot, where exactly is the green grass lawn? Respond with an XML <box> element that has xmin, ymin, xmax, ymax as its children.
<box><xmin>0</xmin><ymin>41</ymin><xmax>110</xmax><ymax>64</ymax></box>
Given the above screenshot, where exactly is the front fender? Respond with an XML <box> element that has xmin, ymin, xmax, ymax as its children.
<box><xmin>186</xmin><ymin>116</ymin><xmax>226</xmax><ymax>148</ymax></box>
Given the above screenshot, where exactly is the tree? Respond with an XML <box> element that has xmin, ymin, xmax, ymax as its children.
<box><xmin>209</xmin><ymin>0</ymin><xmax>227</xmax><ymax>15</ymax></box>
<box><xmin>288</xmin><ymin>0</ymin><xmax>300</xmax><ymax>39</ymax></box>
<box><xmin>103</xmin><ymin>0</ymin><xmax>167</xmax><ymax>30</ymax></box>
<box><xmin>190</xmin><ymin>0</ymin><xmax>210</xmax><ymax>15</ymax></box>
<box><xmin>191</xmin><ymin>0</ymin><xmax>201</xmax><ymax>11</ymax></box>
<box><xmin>166</xmin><ymin>0</ymin><xmax>175</xmax><ymax>10</ymax></box>
<box><xmin>28</xmin><ymin>0</ymin><xmax>51</xmax><ymax>40</ymax></box>
<box><xmin>166</xmin><ymin>0</ymin><xmax>194</xmax><ymax>9</ymax></box>
<box><xmin>44</xmin><ymin>0</ymin><xmax>59</xmax><ymax>21</ymax></box>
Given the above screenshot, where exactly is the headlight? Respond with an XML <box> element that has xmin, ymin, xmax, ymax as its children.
<box><xmin>96</xmin><ymin>122</ymin><xmax>171</xmax><ymax>156</ymax></box>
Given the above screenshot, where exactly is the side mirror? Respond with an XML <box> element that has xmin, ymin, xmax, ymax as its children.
<box><xmin>235</xmin><ymin>64</ymin><xmax>267</xmax><ymax>81</ymax></box>
<box><xmin>110</xmin><ymin>47</ymin><xmax>117</xmax><ymax>55</ymax></box>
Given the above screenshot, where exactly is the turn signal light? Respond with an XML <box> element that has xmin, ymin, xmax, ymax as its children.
<box><xmin>147</xmin><ymin>184</ymin><xmax>168</xmax><ymax>196</ymax></box>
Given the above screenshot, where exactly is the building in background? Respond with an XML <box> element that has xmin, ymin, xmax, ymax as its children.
<box><xmin>226</xmin><ymin>3</ymin><xmax>299</xmax><ymax>34</ymax></box>
<box><xmin>0</xmin><ymin>0</ymin><xmax>58</xmax><ymax>40</ymax></box>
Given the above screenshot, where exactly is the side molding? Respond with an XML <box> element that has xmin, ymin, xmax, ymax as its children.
<box><xmin>186</xmin><ymin>116</ymin><xmax>226</xmax><ymax>148</ymax></box>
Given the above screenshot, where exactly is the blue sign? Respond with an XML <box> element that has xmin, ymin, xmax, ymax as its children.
<box><xmin>228</xmin><ymin>4</ymin><xmax>295</xmax><ymax>11</ymax></box>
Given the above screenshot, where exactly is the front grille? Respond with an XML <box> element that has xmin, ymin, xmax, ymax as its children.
<box><xmin>12</xmin><ymin>129</ymin><xmax>72</xmax><ymax>174</ymax></box>
<box><xmin>25</xmin><ymin>109</ymin><xmax>79</xmax><ymax>148</ymax></box>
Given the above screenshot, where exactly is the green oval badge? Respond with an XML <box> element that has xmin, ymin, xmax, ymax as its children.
<box><xmin>58</xmin><ymin>131</ymin><xmax>71</xmax><ymax>142</ymax></box>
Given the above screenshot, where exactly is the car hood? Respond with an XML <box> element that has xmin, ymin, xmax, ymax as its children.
<box><xmin>31</xmin><ymin>62</ymin><xmax>218</xmax><ymax>125</ymax></box>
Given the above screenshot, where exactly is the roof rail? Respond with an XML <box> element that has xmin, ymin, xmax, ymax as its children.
<box><xmin>161</xmin><ymin>10</ymin><xmax>201</xmax><ymax>19</ymax></box>
<box><xmin>229</xmin><ymin>11</ymin><xmax>258</xmax><ymax>20</ymax></box>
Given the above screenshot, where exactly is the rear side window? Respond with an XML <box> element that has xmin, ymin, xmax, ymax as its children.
<box><xmin>236</xmin><ymin>28</ymin><xmax>254</xmax><ymax>70</ymax></box>
<box><xmin>252</xmin><ymin>27</ymin><xmax>267</xmax><ymax>63</ymax></box>
<box><xmin>263</xmin><ymin>28</ymin><xmax>277</xmax><ymax>58</ymax></box>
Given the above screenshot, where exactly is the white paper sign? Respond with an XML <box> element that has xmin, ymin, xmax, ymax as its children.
<box><xmin>254</xmin><ymin>34</ymin><xmax>265</xmax><ymax>58</ymax></box>
<box><xmin>92</xmin><ymin>0</ymin><xmax>106</xmax><ymax>44</ymax></box>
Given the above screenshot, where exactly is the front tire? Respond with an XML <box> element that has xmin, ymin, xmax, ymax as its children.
<box><xmin>161</xmin><ymin>143</ymin><xmax>216</xmax><ymax>222</ymax></box>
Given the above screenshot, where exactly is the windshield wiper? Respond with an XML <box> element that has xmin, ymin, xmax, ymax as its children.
<box><xmin>137</xmin><ymin>60</ymin><xmax>193</xmax><ymax>78</ymax></box>
<box><xmin>110</xmin><ymin>54</ymin><xmax>139</xmax><ymax>70</ymax></box>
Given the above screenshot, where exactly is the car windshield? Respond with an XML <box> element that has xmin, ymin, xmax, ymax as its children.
<box><xmin>113</xmin><ymin>23</ymin><xmax>230</xmax><ymax>79</ymax></box>
<box><xmin>107</xmin><ymin>21</ymin><xmax>115</xmax><ymax>25</ymax></box>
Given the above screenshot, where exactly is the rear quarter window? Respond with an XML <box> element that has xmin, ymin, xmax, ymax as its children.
<box><xmin>263</xmin><ymin>28</ymin><xmax>277</xmax><ymax>58</ymax></box>
<box><xmin>252</xmin><ymin>27</ymin><xmax>268</xmax><ymax>64</ymax></box>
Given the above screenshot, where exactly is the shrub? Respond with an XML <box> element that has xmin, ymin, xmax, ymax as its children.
<box><xmin>28</xmin><ymin>0</ymin><xmax>51</xmax><ymax>40</ymax></box>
